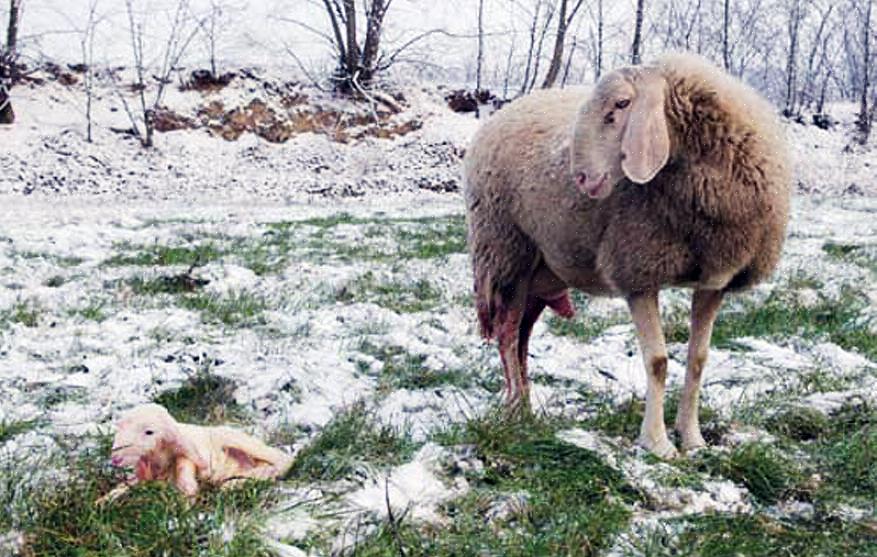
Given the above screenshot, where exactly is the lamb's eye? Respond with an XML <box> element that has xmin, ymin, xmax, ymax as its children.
<box><xmin>615</xmin><ymin>99</ymin><xmax>631</xmax><ymax>109</ymax></box>
<box><xmin>604</xmin><ymin>112</ymin><xmax>615</xmax><ymax>125</ymax></box>
<box><xmin>144</xmin><ymin>430</ymin><xmax>154</xmax><ymax>436</ymax></box>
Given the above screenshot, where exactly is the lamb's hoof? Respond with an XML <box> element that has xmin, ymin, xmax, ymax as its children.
<box><xmin>638</xmin><ymin>434</ymin><xmax>678</xmax><ymax>459</ymax></box>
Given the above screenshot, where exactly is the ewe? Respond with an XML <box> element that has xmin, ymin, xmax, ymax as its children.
<box><xmin>464</xmin><ymin>53</ymin><xmax>790</xmax><ymax>458</ymax></box>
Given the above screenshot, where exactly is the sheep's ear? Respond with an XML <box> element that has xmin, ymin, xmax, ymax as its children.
<box><xmin>621</xmin><ymin>74</ymin><xmax>670</xmax><ymax>184</ymax></box>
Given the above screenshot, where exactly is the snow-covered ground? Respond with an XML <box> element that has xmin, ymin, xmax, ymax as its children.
<box><xmin>1</xmin><ymin>66</ymin><xmax>876</xmax><ymax>554</ymax></box>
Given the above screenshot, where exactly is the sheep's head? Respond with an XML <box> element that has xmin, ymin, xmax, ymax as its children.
<box><xmin>570</xmin><ymin>66</ymin><xmax>670</xmax><ymax>199</ymax></box>
<box><xmin>110</xmin><ymin>403</ymin><xmax>205</xmax><ymax>473</ymax></box>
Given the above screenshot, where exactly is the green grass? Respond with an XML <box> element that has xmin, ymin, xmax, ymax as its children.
<box><xmin>764</xmin><ymin>405</ymin><xmax>831</xmax><ymax>441</ymax></box>
<box><xmin>669</xmin><ymin>513</ymin><xmax>877</xmax><ymax>557</ymax></box>
<box><xmin>337</xmin><ymin>272</ymin><xmax>443</xmax><ymax>313</ymax></box>
<box><xmin>11</xmin><ymin>440</ymin><xmax>275</xmax><ymax>557</ymax></box>
<box><xmin>811</xmin><ymin>401</ymin><xmax>877</xmax><ymax>501</ymax></box>
<box><xmin>126</xmin><ymin>273</ymin><xmax>210</xmax><ymax>295</ymax></box>
<box><xmin>823</xmin><ymin>241</ymin><xmax>877</xmax><ymax>274</ymax></box>
<box><xmin>547</xmin><ymin>313</ymin><xmax>625</xmax><ymax>342</ymax></box>
<box><xmin>0</xmin><ymin>419</ymin><xmax>39</xmax><ymax>444</ymax></box>
<box><xmin>353</xmin><ymin>411</ymin><xmax>639</xmax><ymax>556</ymax></box>
<box><xmin>666</xmin><ymin>288</ymin><xmax>877</xmax><ymax>361</ymax></box>
<box><xmin>153</xmin><ymin>361</ymin><xmax>248</xmax><ymax>425</ymax></box>
<box><xmin>689</xmin><ymin>442</ymin><xmax>800</xmax><ymax>505</ymax></box>
<box><xmin>178</xmin><ymin>290</ymin><xmax>267</xmax><ymax>326</ymax></box>
<box><xmin>105</xmin><ymin>242</ymin><xmax>222</xmax><ymax>267</ymax></box>
<box><xmin>67</xmin><ymin>299</ymin><xmax>109</xmax><ymax>322</ymax></box>
<box><xmin>16</xmin><ymin>251</ymin><xmax>84</xmax><ymax>267</ymax></box>
<box><xmin>285</xmin><ymin>402</ymin><xmax>419</xmax><ymax>483</ymax></box>
<box><xmin>1</xmin><ymin>298</ymin><xmax>42</xmax><ymax>328</ymax></box>
<box><xmin>359</xmin><ymin>341</ymin><xmax>475</xmax><ymax>392</ymax></box>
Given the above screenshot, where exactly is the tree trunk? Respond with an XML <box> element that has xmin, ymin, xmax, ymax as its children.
<box><xmin>784</xmin><ymin>0</ymin><xmax>802</xmax><ymax>116</ymax></box>
<box><xmin>595</xmin><ymin>0</ymin><xmax>603</xmax><ymax>80</ymax></box>
<box><xmin>359</xmin><ymin>0</ymin><xmax>387</xmax><ymax>85</ymax></box>
<box><xmin>343</xmin><ymin>0</ymin><xmax>358</xmax><ymax>77</ymax></box>
<box><xmin>0</xmin><ymin>80</ymin><xmax>13</xmax><ymax>124</ymax></box>
<box><xmin>6</xmin><ymin>0</ymin><xmax>20</xmax><ymax>54</ymax></box>
<box><xmin>859</xmin><ymin>0</ymin><xmax>873</xmax><ymax>143</ymax></box>
<box><xmin>722</xmin><ymin>0</ymin><xmax>731</xmax><ymax>70</ymax></box>
<box><xmin>631</xmin><ymin>0</ymin><xmax>645</xmax><ymax>65</ymax></box>
<box><xmin>519</xmin><ymin>0</ymin><xmax>542</xmax><ymax>95</ymax></box>
<box><xmin>476</xmin><ymin>0</ymin><xmax>484</xmax><ymax>92</ymax></box>
<box><xmin>541</xmin><ymin>0</ymin><xmax>569</xmax><ymax>88</ymax></box>
<box><xmin>561</xmin><ymin>35</ymin><xmax>576</xmax><ymax>87</ymax></box>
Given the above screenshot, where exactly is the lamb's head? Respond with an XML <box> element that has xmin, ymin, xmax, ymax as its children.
<box><xmin>110</xmin><ymin>403</ymin><xmax>201</xmax><ymax>471</ymax></box>
<box><xmin>571</xmin><ymin>65</ymin><xmax>670</xmax><ymax>199</ymax></box>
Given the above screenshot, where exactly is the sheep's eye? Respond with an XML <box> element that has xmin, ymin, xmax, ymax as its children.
<box><xmin>615</xmin><ymin>99</ymin><xmax>631</xmax><ymax>109</ymax></box>
<box><xmin>144</xmin><ymin>430</ymin><xmax>154</xmax><ymax>436</ymax></box>
<box><xmin>604</xmin><ymin>112</ymin><xmax>615</xmax><ymax>125</ymax></box>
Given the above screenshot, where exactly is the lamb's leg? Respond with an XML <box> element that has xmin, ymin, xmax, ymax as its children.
<box><xmin>628</xmin><ymin>292</ymin><xmax>676</xmax><ymax>459</ymax></box>
<box><xmin>675</xmin><ymin>289</ymin><xmax>724</xmax><ymax>451</ymax></box>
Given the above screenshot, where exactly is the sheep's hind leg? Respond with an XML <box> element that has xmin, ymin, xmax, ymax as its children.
<box><xmin>628</xmin><ymin>292</ymin><xmax>677</xmax><ymax>459</ymax></box>
<box><xmin>675</xmin><ymin>289</ymin><xmax>724</xmax><ymax>452</ymax></box>
<box><xmin>495</xmin><ymin>301</ymin><xmax>529</xmax><ymax>410</ymax></box>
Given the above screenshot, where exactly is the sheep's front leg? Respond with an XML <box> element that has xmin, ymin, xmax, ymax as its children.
<box><xmin>628</xmin><ymin>292</ymin><xmax>676</xmax><ymax>459</ymax></box>
<box><xmin>675</xmin><ymin>289</ymin><xmax>723</xmax><ymax>451</ymax></box>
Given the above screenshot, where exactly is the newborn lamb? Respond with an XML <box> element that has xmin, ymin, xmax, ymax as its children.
<box><xmin>107</xmin><ymin>403</ymin><xmax>292</xmax><ymax>498</ymax></box>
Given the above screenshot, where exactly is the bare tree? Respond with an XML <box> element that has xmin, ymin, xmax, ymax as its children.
<box><xmin>858</xmin><ymin>0</ymin><xmax>873</xmax><ymax>142</ymax></box>
<box><xmin>631</xmin><ymin>0</ymin><xmax>645</xmax><ymax>64</ymax></box>
<box><xmin>81</xmin><ymin>0</ymin><xmax>100</xmax><ymax>142</ymax></box>
<box><xmin>783</xmin><ymin>0</ymin><xmax>806</xmax><ymax>116</ymax></box>
<box><xmin>542</xmin><ymin>0</ymin><xmax>586</xmax><ymax>88</ymax></box>
<box><xmin>476</xmin><ymin>0</ymin><xmax>484</xmax><ymax>92</ymax></box>
<box><xmin>594</xmin><ymin>0</ymin><xmax>603</xmax><ymax>80</ymax></box>
<box><xmin>722</xmin><ymin>0</ymin><xmax>731</xmax><ymax>70</ymax></box>
<box><xmin>317</xmin><ymin>0</ymin><xmax>391</xmax><ymax>94</ymax></box>
<box><xmin>116</xmin><ymin>0</ymin><xmax>200</xmax><ymax>147</ymax></box>
<box><xmin>1</xmin><ymin>0</ymin><xmax>22</xmax><ymax>124</ymax></box>
<box><xmin>519</xmin><ymin>0</ymin><xmax>544</xmax><ymax>95</ymax></box>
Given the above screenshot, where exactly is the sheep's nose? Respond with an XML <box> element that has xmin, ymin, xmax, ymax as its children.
<box><xmin>111</xmin><ymin>456</ymin><xmax>123</xmax><ymax>466</ymax></box>
<box><xmin>575</xmin><ymin>172</ymin><xmax>587</xmax><ymax>187</ymax></box>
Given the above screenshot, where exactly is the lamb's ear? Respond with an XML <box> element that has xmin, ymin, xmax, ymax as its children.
<box><xmin>621</xmin><ymin>73</ymin><xmax>670</xmax><ymax>184</ymax></box>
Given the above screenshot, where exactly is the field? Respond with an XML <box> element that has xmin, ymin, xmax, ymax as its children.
<box><xmin>1</xmin><ymin>189</ymin><xmax>876</xmax><ymax>555</ymax></box>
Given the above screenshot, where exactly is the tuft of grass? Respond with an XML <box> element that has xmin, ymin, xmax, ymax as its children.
<box><xmin>127</xmin><ymin>273</ymin><xmax>209</xmax><ymax>295</ymax></box>
<box><xmin>359</xmin><ymin>341</ymin><xmax>473</xmax><ymax>392</ymax></box>
<box><xmin>178</xmin><ymin>290</ymin><xmax>267</xmax><ymax>326</ymax></box>
<box><xmin>43</xmin><ymin>275</ymin><xmax>66</xmax><ymax>288</ymax></box>
<box><xmin>15</xmin><ymin>441</ymin><xmax>275</xmax><ymax>557</ymax></box>
<box><xmin>336</xmin><ymin>272</ymin><xmax>443</xmax><ymax>313</ymax></box>
<box><xmin>691</xmin><ymin>442</ymin><xmax>798</xmax><ymax>505</ymax></box>
<box><xmin>105</xmin><ymin>242</ymin><xmax>222</xmax><ymax>267</ymax></box>
<box><xmin>0</xmin><ymin>419</ymin><xmax>39</xmax><ymax>444</ymax></box>
<box><xmin>764</xmin><ymin>405</ymin><xmax>831</xmax><ymax>441</ymax></box>
<box><xmin>67</xmin><ymin>299</ymin><xmax>109</xmax><ymax>322</ymax></box>
<box><xmin>286</xmin><ymin>402</ymin><xmax>418</xmax><ymax>483</ymax></box>
<box><xmin>813</xmin><ymin>401</ymin><xmax>877</xmax><ymax>499</ymax></box>
<box><xmin>356</xmin><ymin>411</ymin><xmax>639</xmax><ymax>556</ymax></box>
<box><xmin>823</xmin><ymin>242</ymin><xmax>877</xmax><ymax>274</ymax></box>
<box><xmin>16</xmin><ymin>251</ymin><xmax>84</xmax><ymax>267</ymax></box>
<box><xmin>1</xmin><ymin>298</ymin><xmax>42</xmax><ymax>328</ymax></box>
<box><xmin>153</xmin><ymin>361</ymin><xmax>247</xmax><ymax>425</ymax></box>
<box><xmin>706</xmin><ymin>289</ymin><xmax>877</xmax><ymax>361</ymax></box>
<box><xmin>673</xmin><ymin>513</ymin><xmax>877</xmax><ymax>557</ymax></box>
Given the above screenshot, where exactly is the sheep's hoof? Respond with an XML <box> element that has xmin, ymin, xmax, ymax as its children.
<box><xmin>678</xmin><ymin>431</ymin><xmax>707</xmax><ymax>453</ymax></box>
<box><xmin>637</xmin><ymin>434</ymin><xmax>678</xmax><ymax>459</ymax></box>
